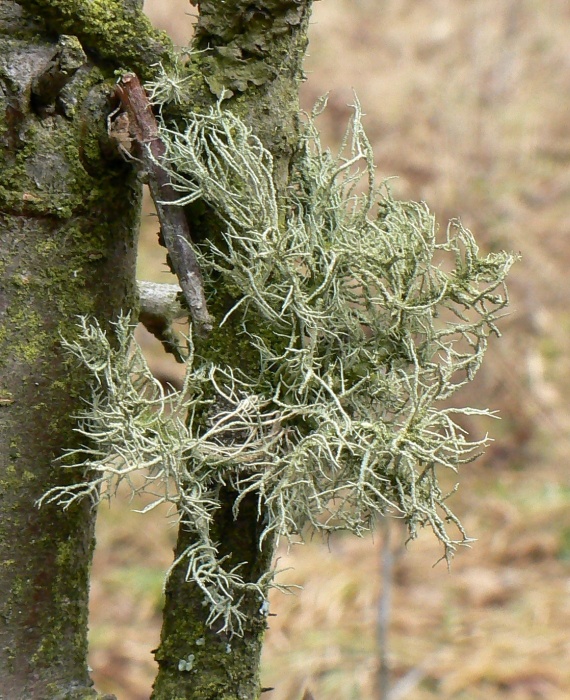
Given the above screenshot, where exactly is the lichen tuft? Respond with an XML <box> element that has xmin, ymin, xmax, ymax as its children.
<box><xmin>42</xmin><ymin>97</ymin><xmax>516</xmax><ymax>635</ymax></box>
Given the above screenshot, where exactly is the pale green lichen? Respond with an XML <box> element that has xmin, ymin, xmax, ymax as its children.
<box><xmin>42</xmin><ymin>98</ymin><xmax>515</xmax><ymax>635</ymax></box>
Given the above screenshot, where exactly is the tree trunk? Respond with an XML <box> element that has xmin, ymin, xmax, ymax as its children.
<box><xmin>0</xmin><ymin>4</ymin><xmax>141</xmax><ymax>697</ymax></box>
<box><xmin>152</xmin><ymin>490</ymin><xmax>277</xmax><ymax>700</ymax></box>
<box><xmin>151</xmin><ymin>3</ymin><xmax>314</xmax><ymax>697</ymax></box>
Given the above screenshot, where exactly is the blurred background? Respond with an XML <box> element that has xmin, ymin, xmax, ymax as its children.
<box><xmin>88</xmin><ymin>1</ymin><xmax>570</xmax><ymax>698</ymax></box>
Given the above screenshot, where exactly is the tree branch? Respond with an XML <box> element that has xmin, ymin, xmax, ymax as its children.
<box><xmin>138</xmin><ymin>281</ymin><xmax>188</xmax><ymax>363</ymax></box>
<box><xmin>138</xmin><ymin>280</ymin><xmax>186</xmax><ymax>321</ymax></box>
<box><xmin>116</xmin><ymin>72</ymin><xmax>212</xmax><ymax>336</ymax></box>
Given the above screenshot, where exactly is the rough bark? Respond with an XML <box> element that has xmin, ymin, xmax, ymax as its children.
<box><xmin>0</xmin><ymin>3</ymin><xmax>141</xmax><ymax>697</ymax></box>
<box><xmin>15</xmin><ymin>0</ymin><xmax>175</xmax><ymax>81</ymax></box>
<box><xmin>151</xmin><ymin>2</ymin><xmax>315</xmax><ymax>698</ymax></box>
<box><xmin>152</xmin><ymin>491</ymin><xmax>277</xmax><ymax>700</ymax></box>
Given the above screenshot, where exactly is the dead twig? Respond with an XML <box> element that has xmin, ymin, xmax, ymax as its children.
<box><xmin>114</xmin><ymin>72</ymin><xmax>212</xmax><ymax>336</ymax></box>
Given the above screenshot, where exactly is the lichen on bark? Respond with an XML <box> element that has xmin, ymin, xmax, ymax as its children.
<box><xmin>149</xmin><ymin>2</ymin><xmax>316</xmax><ymax>698</ymax></box>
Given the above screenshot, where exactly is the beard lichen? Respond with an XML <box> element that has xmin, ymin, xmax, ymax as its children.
<box><xmin>41</xmin><ymin>95</ymin><xmax>515</xmax><ymax>635</ymax></box>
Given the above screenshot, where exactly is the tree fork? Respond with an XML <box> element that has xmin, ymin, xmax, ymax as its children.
<box><xmin>0</xmin><ymin>0</ymin><xmax>316</xmax><ymax>697</ymax></box>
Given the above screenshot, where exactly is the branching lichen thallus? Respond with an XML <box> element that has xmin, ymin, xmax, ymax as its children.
<box><xmin>43</xmin><ymin>85</ymin><xmax>516</xmax><ymax>635</ymax></box>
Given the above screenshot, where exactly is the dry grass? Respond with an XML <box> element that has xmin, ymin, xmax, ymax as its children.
<box><xmin>88</xmin><ymin>1</ymin><xmax>570</xmax><ymax>698</ymax></box>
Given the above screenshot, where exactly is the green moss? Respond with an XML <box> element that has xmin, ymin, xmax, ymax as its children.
<box><xmin>22</xmin><ymin>502</ymin><xmax>94</xmax><ymax>670</ymax></box>
<box><xmin>2</xmin><ymin>307</ymin><xmax>49</xmax><ymax>366</ymax></box>
<box><xmin>0</xmin><ymin>68</ymin><xmax>115</xmax><ymax>220</ymax></box>
<box><xmin>18</xmin><ymin>0</ymin><xmax>176</xmax><ymax>80</ymax></box>
<box><xmin>0</xmin><ymin>388</ymin><xmax>14</xmax><ymax>404</ymax></box>
<box><xmin>153</xmin><ymin>573</ymin><xmax>267</xmax><ymax>699</ymax></box>
<box><xmin>46</xmin><ymin>682</ymin><xmax>113</xmax><ymax>699</ymax></box>
<box><xmin>193</xmin><ymin>0</ymin><xmax>309</xmax><ymax>84</ymax></box>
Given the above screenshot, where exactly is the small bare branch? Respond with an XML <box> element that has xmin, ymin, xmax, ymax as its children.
<box><xmin>137</xmin><ymin>281</ymin><xmax>188</xmax><ymax>362</ymax></box>
<box><xmin>116</xmin><ymin>72</ymin><xmax>213</xmax><ymax>336</ymax></box>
